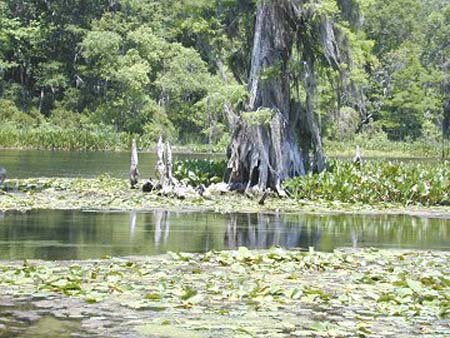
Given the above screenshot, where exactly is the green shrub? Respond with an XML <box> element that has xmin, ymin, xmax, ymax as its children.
<box><xmin>141</xmin><ymin>109</ymin><xmax>177</xmax><ymax>145</ymax></box>
<box><xmin>173</xmin><ymin>159</ymin><xmax>227</xmax><ymax>187</ymax></box>
<box><xmin>0</xmin><ymin>99</ymin><xmax>38</xmax><ymax>127</ymax></box>
<box><xmin>48</xmin><ymin>106</ymin><xmax>82</xmax><ymax>128</ymax></box>
<box><xmin>284</xmin><ymin>160</ymin><xmax>450</xmax><ymax>206</ymax></box>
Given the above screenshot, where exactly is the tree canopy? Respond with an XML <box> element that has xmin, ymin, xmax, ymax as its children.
<box><xmin>0</xmin><ymin>0</ymin><xmax>449</xmax><ymax>144</ymax></box>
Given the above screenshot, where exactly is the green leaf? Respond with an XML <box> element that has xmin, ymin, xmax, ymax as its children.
<box><xmin>406</xmin><ymin>279</ymin><xmax>423</xmax><ymax>294</ymax></box>
<box><xmin>181</xmin><ymin>287</ymin><xmax>198</xmax><ymax>301</ymax></box>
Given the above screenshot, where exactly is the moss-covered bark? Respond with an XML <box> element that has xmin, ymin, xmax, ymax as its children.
<box><xmin>227</xmin><ymin>0</ymin><xmax>347</xmax><ymax>193</ymax></box>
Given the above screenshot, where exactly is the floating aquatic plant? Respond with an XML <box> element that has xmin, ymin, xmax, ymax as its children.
<box><xmin>1</xmin><ymin>248</ymin><xmax>450</xmax><ymax>337</ymax></box>
<box><xmin>285</xmin><ymin>160</ymin><xmax>450</xmax><ymax>206</ymax></box>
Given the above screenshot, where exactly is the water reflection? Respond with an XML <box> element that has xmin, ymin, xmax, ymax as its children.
<box><xmin>224</xmin><ymin>213</ymin><xmax>328</xmax><ymax>250</ymax></box>
<box><xmin>201</xmin><ymin>211</ymin><xmax>450</xmax><ymax>252</ymax></box>
<box><xmin>153</xmin><ymin>210</ymin><xmax>170</xmax><ymax>247</ymax></box>
<box><xmin>0</xmin><ymin>210</ymin><xmax>449</xmax><ymax>260</ymax></box>
<box><xmin>129</xmin><ymin>211</ymin><xmax>136</xmax><ymax>240</ymax></box>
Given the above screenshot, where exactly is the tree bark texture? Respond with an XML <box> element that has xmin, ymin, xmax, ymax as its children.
<box><xmin>443</xmin><ymin>83</ymin><xmax>450</xmax><ymax>138</ymax></box>
<box><xmin>227</xmin><ymin>0</ymin><xmax>328</xmax><ymax>193</ymax></box>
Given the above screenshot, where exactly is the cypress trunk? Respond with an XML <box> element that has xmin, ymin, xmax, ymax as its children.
<box><xmin>227</xmin><ymin>0</ymin><xmax>325</xmax><ymax>194</ymax></box>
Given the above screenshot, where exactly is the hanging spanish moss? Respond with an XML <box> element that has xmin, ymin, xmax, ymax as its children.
<box><xmin>227</xmin><ymin>0</ymin><xmax>356</xmax><ymax>194</ymax></box>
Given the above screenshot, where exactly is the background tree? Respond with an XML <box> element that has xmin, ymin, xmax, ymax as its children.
<box><xmin>0</xmin><ymin>0</ymin><xmax>448</xmax><ymax>150</ymax></box>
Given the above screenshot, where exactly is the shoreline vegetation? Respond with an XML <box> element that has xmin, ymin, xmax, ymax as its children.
<box><xmin>1</xmin><ymin>177</ymin><xmax>450</xmax><ymax>218</ymax></box>
<box><xmin>1</xmin><ymin>124</ymin><xmax>450</xmax><ymax>158</ymax></box>
<box><xmin>1</xmin><ymin>159</ymin><xmax>450</xmax><ymax>214</ymax></box>
<box><xmin>1</xmin><ymin>248</ymin><xmax>449</xmax><ymax>337</ymax></box>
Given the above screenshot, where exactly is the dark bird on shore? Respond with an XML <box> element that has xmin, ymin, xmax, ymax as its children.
<box><xmin>0</xmin><ymin>167</ymin><xmax>6</xmax><ymax>185</ymax></box>
<box><xmin>142</xmin><ymin>180</ymin><xmax>155</xmax><ymax>193</ymax></box>
<box><xmin>129</xmin><ymin>139</ymin><xmax>140</xmax><ymax>189</ymax></box>
<box><xmin>195</xmin><ymin>184</ymin><xmax>206</xmax><ymax>197</ymax></box>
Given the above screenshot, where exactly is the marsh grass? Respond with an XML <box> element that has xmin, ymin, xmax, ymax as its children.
<box><xmin>325</xmin><ymin>136</ymin><xmax>450</xmax><ymax>159</ymax></box>
<box><xmin>0</xmin><ymin>123</ymin><xmax>135</xmax><ymax>151</ymax></box>
<box><xmin>2</xmin><ymin>122</ymin><xmax>450</xmax><ymax>158</ymax></box>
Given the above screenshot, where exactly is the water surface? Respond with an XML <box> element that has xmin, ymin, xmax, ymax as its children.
<box><xmin>0</xmin><ymin>149</ymin><xmax>442</xmax><ymax>179</ymax></box>
<box><xmin>0</xmin><ymin>149</ymin><xmax>221</xmax><ymax>179</ymax></box>
<box><xmin>0</xmin><ymin>210</ymin><xmax>449</xmax><ymax>260</ymax></box>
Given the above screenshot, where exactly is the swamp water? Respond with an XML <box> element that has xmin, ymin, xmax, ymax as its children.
<box><xmin>0</xmin><ymin>301</ymin><xmax>83</xmax><ymax>338</ymax></box>
<box><xmin>1</xmin><ymin>211</ymin><xmax>449</xmax><ymax>338</ymax></box>
<box><xmin>1</xmin><ymin>150</ymin><xmax>450</xmax><ymax>337</ymax></box>
<box><xmin>0</xmin><ymin>149</ymin><xmax>222</xmax><ymax>179</ymax></box>
<box><xmin>0</xmin><ymin>210</ymin><xmax>449</xmax><ymax>260</ymax></box>
<box><xmin>0</xmin><ymin>149</ymin><xmax>439</xmax><ymax>179</ymax></box>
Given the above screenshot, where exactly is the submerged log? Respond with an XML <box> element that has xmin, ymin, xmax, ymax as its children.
<box><xmin>129</xmin><ymin>139</ymin><xmax>139</xmax><ymax>189</ymax></box>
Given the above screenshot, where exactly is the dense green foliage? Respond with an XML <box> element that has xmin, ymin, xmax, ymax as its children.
<box><xmin>0</xmin><ymin>0</ymin><xmax>248</xmax><ymax>145</ymax></box>
<box><xmin>173</xmin><ymin>158</ymin><xmax>227</xmax><ymax>186</ymax></box>
<box><xmin>0</xmin><ymin>0</ymin><xmax>448</xmax><ymax>149</ymax></box>
<box><xmin>285</xmin><ymin>160</ymin><xmax>450</xmax><ymax>205</ymax></box>
<box><xmin>359</xmin><ymin>0</ymin><xmax>449</xmax><ymax>142</ymax></box>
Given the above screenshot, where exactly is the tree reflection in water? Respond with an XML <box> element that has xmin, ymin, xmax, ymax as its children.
<box><xmin>223</xmin><ymin>213</ymin><xmax>450</xmax><ymax>252</ymax></box>
<box><xmin>224</xmin><ymin>213</ymin><xmax>325</xmax><ymax>250</ymax></box>
<box><xmin>1</xmin><ymin>210</ymin><xmax>450</xmax><ymax>260</ymax></box>
<box><xmin>133</xmin><ymin>211</ymin><xmax>450</xmax><ymax>252</ymax></box>
<box><xmin>153</xmin><ymin>210</ymin><xmax>170</xmax><ymax>247</ymax></box>
<box><xmin>351</xmin><ymin>230</ymin><xmax>358</xmax><ymax>248</ymax></box>
<box><xmin>129</xmin><ymin>211</ymin><xmax>137</xmax><ymax>240</ymax></box>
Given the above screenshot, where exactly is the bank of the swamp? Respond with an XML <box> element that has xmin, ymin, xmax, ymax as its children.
<box><xmin>0</xmin><ymin>248</ymin><xmax>449</xmax><ymax>337</ymax></box>
<box><xmin>1</xmin><ymin>177</ymin><xmax>450</xmax><ymax>217</ymax></box>
<box><xmin>1</xmin><ymin>124</ymin><xmax>449</xmax><ymax>159</ymax></box>
<box><xmin>0</xmin><ymin>124</ymin><xmax>221</xmax><ymax>153</ymax></box>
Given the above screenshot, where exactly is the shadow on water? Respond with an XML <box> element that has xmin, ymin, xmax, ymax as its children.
<box><xmin>0</xmin><ymin>210</ymin><xmax>449</xmax><ymax>260</ymax></box>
